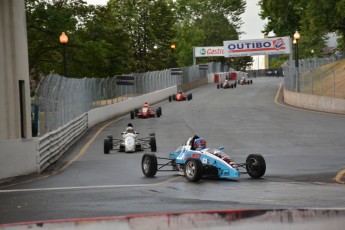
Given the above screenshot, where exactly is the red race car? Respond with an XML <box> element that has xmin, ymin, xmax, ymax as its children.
<box><xmin>168</xmin><ymin>91</ymin><xmax>192</xmax><ymax>102</ymax></box>
<box><xmin>130</xmin><ymin>104</ymin><xmax>162</xmax><ymax>119</ymax></box>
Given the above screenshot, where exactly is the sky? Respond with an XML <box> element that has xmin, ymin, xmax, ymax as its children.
<box><xmin>85</xmin><ymin>0</ymin><xmax>266</xmax><ymax>69</ymax></box>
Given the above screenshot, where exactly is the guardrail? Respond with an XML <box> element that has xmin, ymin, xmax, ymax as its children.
<box><xmin>37</xmin><ymin>113</ymin><xmax>88</xmax><ymax>173</ymax></box>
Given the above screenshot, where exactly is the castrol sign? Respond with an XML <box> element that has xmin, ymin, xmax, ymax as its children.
<box><xmin>194</xmin><ymin>46</ymin><xmax>224</xmax><ymax>57</ymax></box>
<box><xmin>223</xmin><ymin>37</ymin><xmax>291</xmax><ymax>57</ymax></box>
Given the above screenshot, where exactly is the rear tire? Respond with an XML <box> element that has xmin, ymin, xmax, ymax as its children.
<box><xmin>130</xmin><ymin>111</ymin><xmax>134</xmax><ymax>119</ymax></box>
<box><xmin>217</xmin><ymin>84</ymin><xmax>220</xmax><ymax>89</ymax></box>
<box><xmin>169</xmin><ymin>95</ymin><xmax>172</xmax><ymax>102</ymax></box>
<box><xmin>142</xmin><ymin>154</ymin><xmax>158</xmax><ymax>177</ymax></box>
<box><xmin>156</xmin><ymin>108</ymin><xmax>161</xmax><ymax>118</ymax></box>
<box><xmin>184</xmin><ymin>158</ymin><xmax>203</xmax><ymax>182</ymax></box>
<box><xmin>246</xmin><ymin>154</ymin><xmax>266</xmax><ymax>178</ymax></box>
<box><xmin>172</xmin><ymin>94</ymin><xmax>176</xmax><ymax>101</ymax></box>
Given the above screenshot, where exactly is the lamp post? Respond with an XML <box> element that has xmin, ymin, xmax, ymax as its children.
<box><xmin>293</xmin><ymin>31</ymin><xmax>300</xmax><ymax>92</ymax></box>
<box><xmin>59</xmin><ymin>32</ymin><xmax>68</xmax><ymax>77</ymax></box>
<box><xmin>170</xmin><ymin>43</ymin><xmax>176</xmax><ymax>68</ymax></box>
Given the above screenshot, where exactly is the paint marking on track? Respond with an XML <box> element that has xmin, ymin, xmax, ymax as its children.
<box><xmin>0</xmin><ymin>176</ymin><xmax>183</xmax><ymax>193</ymax></box>
<box><xmin>334</xmin><ymin>170</ymin><xmax>345</xmax><ymax>184</ymax></box>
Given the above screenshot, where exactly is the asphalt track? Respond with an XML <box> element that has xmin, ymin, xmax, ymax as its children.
<box><xmin>1</xmin><ymin>77</ymin><xmax>345</xmax><ymax>225</ymax></box>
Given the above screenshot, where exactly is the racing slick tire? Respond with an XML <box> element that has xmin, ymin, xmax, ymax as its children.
<box><xmin>217</xmin><ymin>84</ymin><xmax>220</xmax><ymax>89</ymax></box>
<box><xmin>107</xmin><ymin>135</ymin><xmax>113</xmax><ymax>147</ymax></box>
<box><xmin>150</xmin><ymin>134</ymin><xmax>157</xmax><ymax>152</ymax></box>
<box><xmin>158</xmin><ymin>107</ymin><xmax>162</xmax><ymax>116</ymax></box>
<box><xmin>250</xmin><ymin>80</ymin><xmax>253</xmax><ymax>84</ymax></box>
<box><xmin>156</xmin><ymin>108</ymin><xmax>161</xmax><ymax>118</ymax></box>
<box><xmin>184</xmin><ymin>158</ymin><xmax>203</xmax><ymax>182</ymax></box>
<box><xmin>172</xmin><ymin>94</ymin><xmax>176</xmax><ymax>101</ymax></box>
<box><xmin>130</xmin><ymin>111</ymin><xmax>135</xmax><ymax>119</ymax></box>
<box><xmin>246</xmin><ymin>154</ymin><xmax>266</xmax><ymax>178</ymax></box>
<box><xmin>142</xmin><ymin>154</ymin><xmax>158</xmax><ymax>177</ymax></box>
<box><xmin>169</xmin><ymin>95</ymin><xmax>172</xmax><ymax>102</ymax></box>
<box><xmin>104</xmin><ymin>139</ymin><xmax>111</xmax><ymax>154</ymax></box>
<box><xmin>220</xmin><ymin>84</ymin><xmax>223</xmax><ymax>88</ymax></box>
<box><xmin>187</xmin><ymin>93</ymin><xmax>192</xmax><ymax>101</ymax></box>
<box><xmin>134</xmin><ymin>109</ymin><xmax>139</xmax><ymax>117</ymax></box>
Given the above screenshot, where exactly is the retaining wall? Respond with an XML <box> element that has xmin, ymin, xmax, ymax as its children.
<box><xmin>284</xmin><ymin>89</ymin><xmax>345</xmax><ymax>114</ymax></box>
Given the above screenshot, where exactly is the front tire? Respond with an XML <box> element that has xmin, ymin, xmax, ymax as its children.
<box><xmin>142</xmin><ymin>154</ymin><xmax>158</xmax><ymax>177</ymax></box>
<box><xmin>150</xmin><ymin>134</ymin><xmax>157</xmax><ymax>152</ymax></box>
<box><xmin>246</xmin><ymin>154</ymin><xmax>266</xmax><ymax>178</ymax></box>
<box><xmin>104</xmin><ymin>139</ymin><xmax>111</xmax><ymax>154</ymax></box>
<box><xmin>184</xmin><ymin>158</ymin><xmax>203</xmax><ymax>182</ymax></box>
<box><xmin>130</xmin><ymin>111</ymin><xmax>134</xmax><ymax>119</ymax></box>
<box><xmin>169</xmin><ymin>96</ymin><xmax>172</xmax><ymax>102</ymax></box>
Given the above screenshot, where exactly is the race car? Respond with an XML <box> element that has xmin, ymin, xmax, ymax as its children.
<box><xmin>168</xmin><ymin>91</ymin><xmax>192</xmax><ymax>102</ymax></box>
<box><xmin>104</xmin><ymin>131</ymin><xmax>156</xmax><ymax>154</ymax></box>
<box><xmin>238</xmin><ymin>76</ymin><xmax>253</xmax><ymax>85</ymax></box>
<box><xmin>217</xmin><ymin>80</ymin><xmax>237</xmax><ymax>89</ymax></box>
<box><xmin>130</xmin><ymin>105</ymin><xmax>162</xmax><ymax>119</ymax></box>
<box><xmin>141</xmin><ymin>135</ymin><xmax>266</xmax><ymax>182</ymax></box>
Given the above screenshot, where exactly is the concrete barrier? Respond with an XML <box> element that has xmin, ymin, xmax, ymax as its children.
<box><xmin>0</xmin><ymin>138</ymin><xmax>37</xmax><ymax>181</ymax></box>
<box><xmin>284</xmin><ymin>89</ymin><xmax>345</xmax><ymax>114</ymax></box>
<box><xmin>88</xmin><ymin>86</ymin><xmax>177</xmax><ymax>128</ymax></box>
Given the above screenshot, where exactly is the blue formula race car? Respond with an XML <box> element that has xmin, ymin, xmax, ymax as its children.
<box><xmin>141</xmin><ymin>135</ymin><xmax>266</xmax><ymax>182</ymax></box>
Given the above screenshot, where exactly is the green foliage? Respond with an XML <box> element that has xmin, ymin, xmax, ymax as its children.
<box><xmin>259</xmin><ymin>0</ymin><xmax>345</xmax><ymax>56</ymax></box>
<box><xmin>173</xmin><ymin>0</ymin><xmax>250</xmax><ymax>70</ymax></box>
<box><xmin>25</xmin><ymin>0</ymin><xmax>251</xmax><ymax>84</ymax></box>
<box><xmin>108</xmin><ymin>0</ymin><xmax>176</xmax><ymax>72</ymax></box>
<box><xmin>269</xmin><ymin>55</ymin><xmax>288</xmax><ymax>69</ymax></box>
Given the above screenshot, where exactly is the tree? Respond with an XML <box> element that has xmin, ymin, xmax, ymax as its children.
<box><xmin>259</xmin><ymin>0</ymin><xmax>345</xmax><ymax>57</ymax></box>
<box><xmin>108</xmin><ymin>0</ymin><xmax>176</xmax><ymax>72</ymax></box>
<box><xmin>173</xmin><ymin>0</ymin><xmax>250</xmax><ymax>69</ymax></box>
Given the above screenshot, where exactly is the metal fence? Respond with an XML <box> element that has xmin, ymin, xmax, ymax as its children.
<box><xmin>283</xmin><ymin>55</ymin><xmax>345</xmax><ymax>98</ymax></box>
<box><xmin>34</xmin><ymin>62</ymin><xmax>228</xmax><ymax>135</ymax></box>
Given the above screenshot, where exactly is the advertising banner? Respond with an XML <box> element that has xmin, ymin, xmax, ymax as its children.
<box><xmin>194</xmin><ymin>46</ymin><xmax>224</xmax><ymax>57</ymax></box>
<box><xmin>223</xmin><ymin>37</ymin><xmax>291</xmax><ymax>57</ymax></box>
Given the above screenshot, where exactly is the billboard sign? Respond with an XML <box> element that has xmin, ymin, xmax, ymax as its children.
<box><xmin>194</xmin><ymin>46</ymin><xmax>224</xmax><ymax>57</ymax></box>
<box><xmin>223</xmin><ymin>37</ymin><xmax>291</xmax><ymax>57</ymax></box>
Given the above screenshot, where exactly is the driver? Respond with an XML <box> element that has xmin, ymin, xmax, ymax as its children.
<box><xmin>194</xmin><ymin>137</ymin><xmax>206</xmax><ymax>150</ymax></box>
<box><xmin>125</xmin><ymin>123</ymin><xmax>135</xmax><ymax>133</ymax></box>
<box><xmin>143</xmin><ymin>102</ymin><xmax>150</xmax><ymax>108</ymax></box>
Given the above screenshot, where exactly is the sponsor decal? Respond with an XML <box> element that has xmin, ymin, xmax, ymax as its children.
<box><xmin>222</xmin><ymin>170</ymin><xmax>229</xmax><ymax>176</ymax></box>
<box><xmin>191</xmin><ymin>154</ymin><xmax>201</xmax><ymax>159</ymax></box>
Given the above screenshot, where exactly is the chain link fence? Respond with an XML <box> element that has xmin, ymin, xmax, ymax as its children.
<box><xmin>283</xmin><ymin>55</ymin><xmax>345</xmax><ymax>98</ymax></box>
<box><xmin>34</xmin><ymin>62</ymin><xmax>228</xmax><ymax>135</ymax></box>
